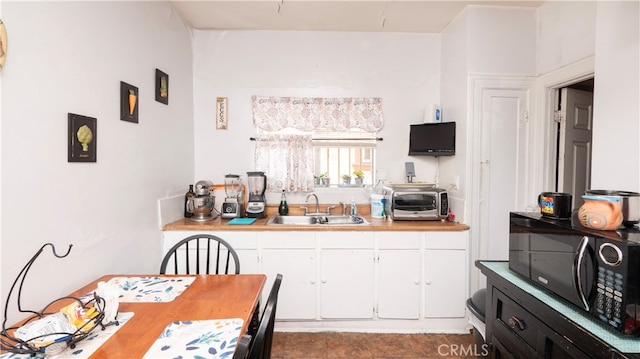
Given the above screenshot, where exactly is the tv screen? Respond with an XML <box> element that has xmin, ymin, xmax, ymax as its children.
<box><xmin>408</xmin><ymin>122</ymin><xmax>456</xmax><ymax>156</ymax></box>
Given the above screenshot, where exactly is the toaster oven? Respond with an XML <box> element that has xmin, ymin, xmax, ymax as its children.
<box><xmin>383</xmin><ymin>184</ymin><xmax>448</xmax><ymax>220</ymax></box>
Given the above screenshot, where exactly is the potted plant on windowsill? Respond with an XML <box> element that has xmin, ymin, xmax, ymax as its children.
<box><xmin>353</xmin><ymin>169</ymin><xmax>364</xmax><ymax>186</ymax></box>
<box><xmin>315</xmin><ymin>173</ymin><xmax>330</xmax><ymax>187</ymax></box>
<box><xmin>341</xmin><ymin>174</ymin><xmax>351</xmax><ymax>186</ymax></box>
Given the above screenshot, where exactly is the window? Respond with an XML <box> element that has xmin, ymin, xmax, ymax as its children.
<box><xmin>312</xmin><ymin>129</ymin><xmax>377</xmax><ymax>187</ymax></box>
<box><xmin>252</xmin><ymin>96</ymin><xmax>383</xmax><ymax>192</ymax></box>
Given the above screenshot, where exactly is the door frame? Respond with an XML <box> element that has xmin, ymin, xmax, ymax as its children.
<box><xmin>531</xmin><ymin>56</ymin><xmax>595</xmax><ymax>201</ymax></box>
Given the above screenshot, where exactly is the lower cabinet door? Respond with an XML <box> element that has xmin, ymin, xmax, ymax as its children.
<box><xmin>377</xmin><ymin>249</ymin><xmax>421</xmax><ymax>319</ymax></box>
<box><xmin>424</xmin><ymin>249</ymin><xmax>467</xmax><ymax>317</ymax></box>
<box><xmin>320</xmin><ymin>249</ymin><xmax>375</xmax><ymax>319</ymax></box>
<box><xmin>261</xmin><ymin>249</ymin><xmax>317</xmax><ymax>320</ymax></box>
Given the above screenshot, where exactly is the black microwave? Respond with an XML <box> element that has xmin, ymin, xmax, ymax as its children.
<box><xmin>509</xmin><ymin>212</ymin><xmax>640</xmax><ymax>336</ymax></box>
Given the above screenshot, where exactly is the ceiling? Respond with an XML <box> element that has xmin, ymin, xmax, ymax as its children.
<box><xmin>170</xmin><ymin>0</ymin><xmax>545</xmax><ymax>33</ymax></box>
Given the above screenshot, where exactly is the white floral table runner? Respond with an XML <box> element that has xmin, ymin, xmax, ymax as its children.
<box><xmin>143</xmin><ymin>318</ymin><xmax>244</xmax><ymax>359</ymax></box>
<box><xmin>0</xmin><ymin>312</ymin><xmax>134</xmax><ymax>359</ymax></box>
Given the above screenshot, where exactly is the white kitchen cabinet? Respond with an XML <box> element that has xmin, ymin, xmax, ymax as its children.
<box><xmin>319</xmin><ymin>232</ymin><xmax>375</xmax><ymax>319</ymax></box>
<box><xmin>260</xmin><ymin>232</ymin><xmax>317</xmax><ymax>320</ymax></box>
<box><xmin>423</xmin><ymin>232</ymin><xmax>468</xmax><ymax>318</ymax></box>
<box><xmin>162</xmin><ymin>227</ymin><xmax>470</xmax><ymax>332</ymax></box>
<box><xmin>377</xmin><ymin>232</ymin><xmax>422</xmax><ymax>319</ymax></box>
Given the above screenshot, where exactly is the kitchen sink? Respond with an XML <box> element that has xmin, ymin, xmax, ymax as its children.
<box><xmin>266</xmin><ymin>215</ymin><xmax>370</xmax><ymax>226</ymax></box>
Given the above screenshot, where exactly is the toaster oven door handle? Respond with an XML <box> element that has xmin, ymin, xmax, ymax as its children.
<box><xmin>574</xmin><ymin>235</ymin><xmax>591</xmax><ymax>311</ymax></box>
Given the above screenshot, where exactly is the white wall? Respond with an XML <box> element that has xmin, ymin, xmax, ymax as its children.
<box><xmin>192</xmin><ymin>30</ymin><xmax>441</xmax><ymax>204</ymax></box>
<box><xmin>0</xmin><ymin>1</ymin><xmax>194</xmax><ymax>323</ymax></box>
<box><xmin>537</xmin><ymin>1</ymin><xmax>596</xmax><ymax>75</ymax></box>
<box><xmin>534</xmin><ymin>1</ymin><xmax>639</xmax><ymax>193</ymax></box>
<box><xmin>440</xmin><ymin>6</ymin><xmax>537</xmax><ymax>225</ymax></box>
<box><xmin>591</xmin><ymin>1</ymin><xmax>640</xmax><ymax>191</ymax></box>
<box><xmin>440</xmin><ymin>9</ymin><xmax>469</xmax><ymax>223</ymax></box>
<box><xmin>467</xmin><ymin>6</ymin><xmax>537</xmax><ymax>75</ymax></box>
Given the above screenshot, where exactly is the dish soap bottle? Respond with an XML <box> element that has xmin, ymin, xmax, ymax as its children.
<box><xmin>278</xmin><ymin>190</ymin><xmax>289</xmax><ymax>215</ymax></box>
<box><xmin>184</xmin><ymin>184</ymin><xmax>195</xmax><ymax>218</ymax></box>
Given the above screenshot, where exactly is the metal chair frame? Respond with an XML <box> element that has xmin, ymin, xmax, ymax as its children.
<box><xmin>159</xmin><ymin>234</ymin><xmax>241</xmax><ymax>274</ymax></box>
<box><xmin>249</xmin><ymin>273</ymin><xmax>283</xmax><ymax>359</ymax></box>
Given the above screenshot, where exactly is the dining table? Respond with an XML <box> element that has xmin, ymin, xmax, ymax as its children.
<box><xmin>1</xmin><ymin>273</ymin><xmax>266</xmax><ymax>359</ymax></box>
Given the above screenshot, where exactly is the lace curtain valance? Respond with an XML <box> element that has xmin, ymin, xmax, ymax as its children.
<box><xmin>252</xmin><ymin>96</ymin><xmax>384</xmax><ymax>132</ymax></box>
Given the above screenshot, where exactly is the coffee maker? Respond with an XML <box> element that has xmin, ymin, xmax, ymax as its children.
<box><xmin>221</xmin><ymin>174</ymin><xmax>243</xmax><ymax>219</ymax></box>
<box><xmin>246</xmin><ymin>171</ymin><xmax>267</xmax><ymax>218</ymax></box>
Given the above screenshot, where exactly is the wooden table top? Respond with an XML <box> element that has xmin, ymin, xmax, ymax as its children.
<box><xmin>3</xmin><ymin>274</ymin><xmax>266</xmax><ymax>358</ymax></box>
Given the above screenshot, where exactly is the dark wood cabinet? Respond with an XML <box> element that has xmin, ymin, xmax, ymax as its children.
<box><xmin>478</xmin><ymin>261</ymin><xmax>640</xmax><ymax>359</ymax></box>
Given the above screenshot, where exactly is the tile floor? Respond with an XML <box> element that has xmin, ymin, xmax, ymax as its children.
<box><xmin>271</xmin><ymin>331</ymin><xmax>482</xmax><ymax>359</ymax></box>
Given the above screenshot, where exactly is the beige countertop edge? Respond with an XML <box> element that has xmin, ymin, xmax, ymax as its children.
<box><xmin>163</xmin><ymin>216</ymin><xmax>469</xmax><ymax>232</ymax></box>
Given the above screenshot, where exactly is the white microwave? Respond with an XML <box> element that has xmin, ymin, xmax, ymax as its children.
<box><xmin>383</xmin><ymin>185</ymin><xmax>448</xmax><ymax>220</ymax></box>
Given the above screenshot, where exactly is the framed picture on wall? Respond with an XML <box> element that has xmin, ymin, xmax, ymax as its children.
<box><xmin>155</xmin><ymin>69</ymin><xmax>169</xmax><ymax>105</ymax></box>
<box><xmin>68</xmin><ymin>113</ymin><xmax>97</xmax><ymax>162</ymax></box>
<box><xmin>120</xmin><ymin>81</ymin><xmax>139</xmax><ymax>123</ymax></box>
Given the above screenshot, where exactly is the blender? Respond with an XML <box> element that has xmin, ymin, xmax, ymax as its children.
<box><xmin>246</xmin><ymin>171</ymin><xmax>267</xmax><ymax>218</ymax></box>
<box><xmin>221</xmin><ymin>174</ymin><xmax>243</xmax><ymax>219</ymax></box>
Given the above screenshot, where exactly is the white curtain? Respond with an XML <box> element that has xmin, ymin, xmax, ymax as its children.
<box><xmin>253</xmin><ymin>134</ymin><xmax>314</xmax><ymax>193</ymax></box>
<box><xmin>251</xmin><ymin>96</ymin><xmax>384</xmax><ymax>193</ymax></box>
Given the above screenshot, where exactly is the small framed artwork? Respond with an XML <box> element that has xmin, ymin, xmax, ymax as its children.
<box><xmin>216</xmin><ymin>97</ymin><xmax>228</xmax><ymax>129</ymax></box>
<box><xmin>68</xmin><ymin>113</ymin><xmax>97</xmax><ymax>162</ymax></box>
<box><xmin>120</xmin><ymin>81</ymin><xmax>139</xmax><ymax>123</ymax></box>
<box><xmin>155</xmin><ymin>68</ymin><xmax>168</xmax><ymax>105</ymax></box>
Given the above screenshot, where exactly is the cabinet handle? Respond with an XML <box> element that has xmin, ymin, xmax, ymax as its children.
<box><xmin>321</xmin><ymin>279</ymin><xmax>327</xmax><ymax>283</ymax></box>
<box><xmin>310</xmin><ymin>280</ymin><xmax>316</xmax><ymax>284</ymax></box>
<box><xmin>425</xmin><ymin>280</ymin><xmax>432</xmax><ymax>285</ymax></box>
<box><xmin>413</xmin><ymin>279</ymin><xmax>420</xmax><ymax>285</ymax></box>
<box><xmin>508</xmin><ymin>316</ymin><xmax>526</xmax><ymax>331</ymax></box>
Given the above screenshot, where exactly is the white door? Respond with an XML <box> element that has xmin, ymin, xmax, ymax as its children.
<box><xmin>558</xmin><ymin>88</ymin><xmax>593</xmax><ymax>209</ymax></box>
<box><xmin>476</xmin><ymin>87</ymin><xmax>530</xmax><ymax>262</ymax></box>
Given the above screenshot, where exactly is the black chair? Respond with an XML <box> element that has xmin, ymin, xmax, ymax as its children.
<box><xmin>249</xmin><ymin>274</ymin><xmax>283</xmax><ymax>359</ymax></box>
<box><xmin>159</xmin><ymin>234</ymin><xmax>240</xmax><ymax>274</ymax></box>
<box><xmin>233</xmin><ymin>334</ymin><xmax>252</xmax><ymax>359</ymax></box>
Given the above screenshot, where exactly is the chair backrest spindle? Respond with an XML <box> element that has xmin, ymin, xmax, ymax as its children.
<box><xmin>159</xmin><ymin>234</ymin><xmax>240</xmax><ymax>275</ymax></box>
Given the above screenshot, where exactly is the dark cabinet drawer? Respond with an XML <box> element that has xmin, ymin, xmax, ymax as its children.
<box><xmin>491</xmin><ymin>288</ymin><xmax>591</xmax><ymax>359</ymax></box>
<box><xmin>493</xmin><ymin>287</ymin><xmax>540</xmax><ymax>352</ymax></box>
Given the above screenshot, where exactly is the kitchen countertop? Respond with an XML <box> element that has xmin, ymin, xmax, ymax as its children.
<box><xmin>163</xmin><ymin>212</ymin><xmax>469</xmax><ymax>232</ymax></box>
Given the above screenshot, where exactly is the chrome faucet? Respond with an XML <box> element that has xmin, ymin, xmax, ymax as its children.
<box><xmin>305</xmin><ymin>193</ymin><xmax>320</xmax><ymax>214</ymax></box>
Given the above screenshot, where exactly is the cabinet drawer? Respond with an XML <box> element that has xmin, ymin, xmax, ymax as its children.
<box><xmin>492</xmin><ymin>288</ymin><xmax>540</xmax><ymax>353</ymax></box>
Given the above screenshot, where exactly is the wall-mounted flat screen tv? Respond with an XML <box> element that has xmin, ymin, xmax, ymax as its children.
<box><xmin>408</xmin><ymin>122</ymin><xmax>456</xmax><ymax>156</ymax></box>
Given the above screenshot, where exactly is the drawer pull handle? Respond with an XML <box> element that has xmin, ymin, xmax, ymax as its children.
<box><xmin>508</xmin><ymin>316</ymin><xmax>526</xmax><ymax>331</ymax></box>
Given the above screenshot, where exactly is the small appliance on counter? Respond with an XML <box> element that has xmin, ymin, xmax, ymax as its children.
<box><xmin>383</xmin><ymin>184</ymin><xmax>448</xmax><ymax>220</ymax></box>
<box><xmin>187</xmin><ymin>180</ymin><xmax>218</xmax><ymax>222</ymax></box>
<box><xmin>585</xmin><ymin>190</ymin><xmax>640</xmax><ymax>228</ymax></box>
<box><xmin>509</xmin><ymin>211</ymin><xmax>640</xmax><ymax>336</ymax></box>
<box><xmin>245</xmin><ymin>171</ymin><xmax>267</xmax><ymax>218</ymax></box>
<box><xmin>221</xmin><ymin>174</ymin><xmax>243</xmax><ymax>219</ymax></box>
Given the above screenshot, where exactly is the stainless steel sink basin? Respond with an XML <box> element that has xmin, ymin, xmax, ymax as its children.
<box><xmin>266</xmin><ymin>215</ymin><xmax>370</xmax><ymax>226</ymax></box>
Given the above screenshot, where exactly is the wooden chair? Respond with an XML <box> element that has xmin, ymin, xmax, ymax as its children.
<box><xmin>249</xmin><ymin>274</ymin><xmax>283</xmax><ymax>359</ymax></box>
<box><xmin>159</xmin><ymin>234</ymin><xmax>240</xmax><ymax>274</ymax></box>
<box><xmin>233</xmin><ymin>334</ymin><xmax>252</xmax><ymax>359</ymax></box>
